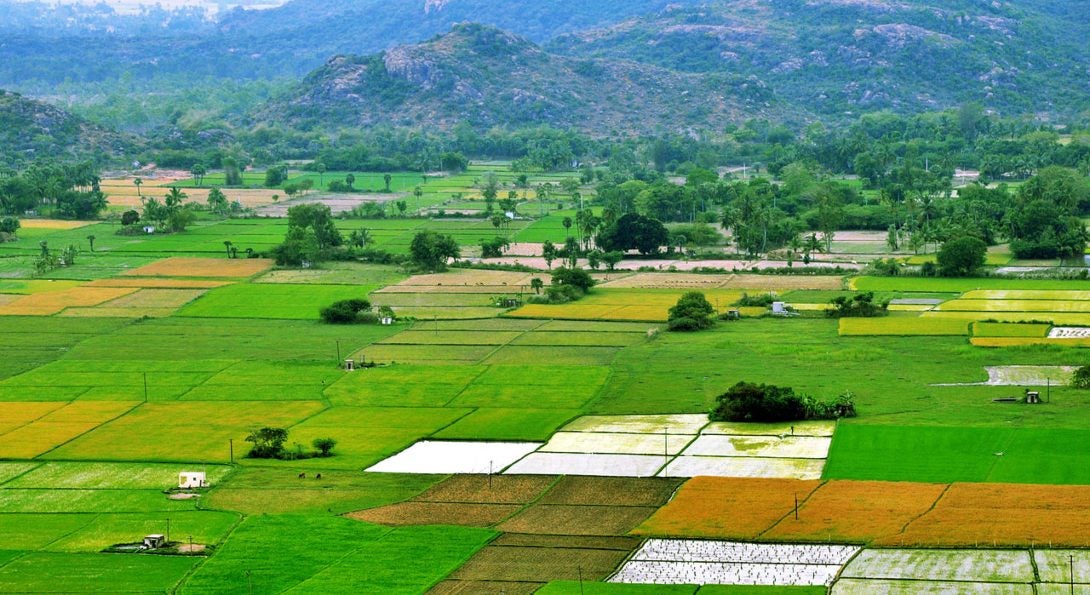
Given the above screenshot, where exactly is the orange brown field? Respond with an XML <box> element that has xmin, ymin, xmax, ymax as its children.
<box><xmin>85</xmin><ymin>278</ymin><xmax>231</xmax><ymax>289</ymax></box>
<box><xmin>762</xmin><ymin>480</ymin><xmax>948</xmax><ymax>543</ymax></box>
<box><xmin>633</xmin><ymin>476</ymin><xmax>824</xmax><ymax>539</ymax></box>
<box><xmin>888</xmin><ymin>483</ymin><xmax>1090</xmax><ymax>547</ymax></box>
<box><xmin>121</xmin><ymin>257</ymin><xmax>274</xmax><ymax>278</ymax></box>
<box><xmin>0</xmin><ymin>287</ymin><xmax>139</xmax><ymax>316</ymax></box>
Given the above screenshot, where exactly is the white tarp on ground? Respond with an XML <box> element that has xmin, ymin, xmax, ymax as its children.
<box><xmin>364</xmin><ymin>441</ymin><xmax>542</xmax><ymax>474</ymax></box>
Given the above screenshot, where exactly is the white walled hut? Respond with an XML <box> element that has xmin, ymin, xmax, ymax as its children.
<box><xmin>178</xmin><ymin>471</ymin><xmax>207</xmax><ymax>489</ymax></box>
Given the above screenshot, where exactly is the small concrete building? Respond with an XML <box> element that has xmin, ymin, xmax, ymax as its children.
<box><xmin>143</xmin><ymin>534</ymin><xmax>166</xmax><ymax>549</ymax></box>
<box><xmin>178</xmin><ymin>471</ymin><xmax>207</xmax><ymax>489</ymax></box>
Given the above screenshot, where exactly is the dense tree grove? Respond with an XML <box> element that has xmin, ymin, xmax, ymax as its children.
<box><xmin>0</xmin><ymin>161</ymin><xmax>106</xmax><ymax>219</ymax></box>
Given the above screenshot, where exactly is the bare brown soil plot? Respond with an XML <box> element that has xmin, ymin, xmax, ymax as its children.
<box><xmin>414</xmin><ymin>474</ymin><xmax>558</xmax><ymax>505</ymax></box>
<box><xmin>429</xmin><ymin>580</ymin><xmax>540</xmax><ymax>595</ymax></box>
<box><xmin>498</xmin><ymin>504</ymin><xmax>658</xmax><ymax>536</ymax></box>
<box><xmin>539</xmin><ymin>476</ymin><xmax>682</xmax><ymax>507</ymax></box>
<box><xmin>492</xmin><ymin>533</ymin><xmax>641</xmax><ymax>550</ymax></box>
<box><xmin>347</xmin><ymin>502</ymin><xmax>519</xmax><ymax>527</ymax></box>
<box><xmin>634</xmin><ymin>477</ymin><xmax>823</xmax><ymax>539</ymax></box>
<box><xmin>449</xmin><ymin>545</ymin><xmax>629</xmax><ymax>582</ymax></box>
<box><xmin>762</xmin><ymin>480</ymin><xmax>947</xmax><ymax>543</ymax></box>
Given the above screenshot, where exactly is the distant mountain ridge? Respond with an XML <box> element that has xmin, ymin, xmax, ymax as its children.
<box><xmin>546</xmin><ymin>0</ymin><xmax>1090</xmax><ymax>118</ymax></box>
<box><xmin>0</xmin><ymin>90</ymin><xmax>134</xmax><ymax>165</ymax></box>
<box><xmin>256</xmin><ymin>23</ymin><xmax>779</xmax><ymax>136</ymax></box>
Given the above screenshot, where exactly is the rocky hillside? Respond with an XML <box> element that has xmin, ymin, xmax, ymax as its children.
<box><xmin>0</xmin><ymin>90</ymin><xmax>133</xmax><ymax>165</ymax></box>
<box><xmin>547</xmin><ymin>0</ymin><xmax>1090</xmax><ymax>118</ymax></box>
<box><xmin>257</xmin><ymin>23</ymin><xmax>780</xmax><ymax>136</ymax></box>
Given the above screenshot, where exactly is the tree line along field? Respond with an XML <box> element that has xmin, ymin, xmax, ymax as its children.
<box><xmin>9</xmin><ymin>224</ymin><xmax>1090</xmax><ymax>590</ymax></box>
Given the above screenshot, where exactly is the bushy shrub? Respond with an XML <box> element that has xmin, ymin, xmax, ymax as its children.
<box><xmin>319</xmin><ymin>298</ymin><xmax>372</xmax><ymax>324</ymax></box>
<box><xmin>667</xmin><ymin>292</ymin><xmax>716</xmax><ymax>331</ymax></box>
<box><xmin>734</xmin><ymin>292</ymin><xmax>774</xmax><ymax>307</ymax></box>
<box><xmin>1072</xmin><ymin>365</ymin><xmax>1090</xmax><ymax>389</ymax></box>
<box><xmin>826</xmin><ymin>292</ymin><xmax>888</xmax><ymax>318</ymax></box>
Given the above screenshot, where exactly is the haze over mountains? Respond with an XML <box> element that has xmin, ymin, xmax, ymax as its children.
<box><xmin>2</xmin><ymin>0</ymin><xmax>1089</xmax><ymax>141</ymax></box>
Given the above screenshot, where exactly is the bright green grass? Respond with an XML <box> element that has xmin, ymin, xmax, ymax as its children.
<box><xmin>0</xmin><ymin>317</ymin><xmax>129</xmax><ymax>381</ymax></box>
<box><xmin>47</xmin><ymin>401</ymin><xmax>324</xmax><ymax>463</ymax></box>
<box><xmin>0</xmin><ymin>515</ymin><xmax>90</xmax><ymax>549</ymax></box>
<box><xmin>177</xmin><ymin>283</ymin><xmax>378</xmax><ymax>319</ymax></box>
<box><xmin>284</xmin><ymin>406</ymin><xmax>472</xmax><ymax>469</ymax></box>
<box><xmin>972</xmin><ymin>322</ymin><xmax>1051</xmax><ymax>338</ymax></box>
<box><xmin>483</xmin><ymin>345</ymin><xmax>620</xmax><ymax>366</ymax></box>
<box><xmin>0</xmin><ymin>552</ymin><xmax>198</xmax><ymax>593</ymax></box>
<box><xmin>179</xmin><ymin>515</ymin><xmax>493</xmax><ymax>594</ymax></box>
<box><xmin>44</xmin><ymin>511</ymin><xmax>239</xmax><ymax>552</ymax></box>
<box><xmin>323</xmin><ymin>364</ymin><xmax>485</xmax><ymax>407</ymax></box>
<box><xmin>853</xmin><ymin>276</ymin><xmax>1090</xmax><ymax>292</ymax></box>
<box><xmin>362</xmin><ymin>344</ymin><xmax>498</xmax><ymax>365</ymax></box>
<box><xmin>448</xmin><ymin>384</ymin><xmax>602</xmax><ymax>410</ymax></box>
<box><xmin>824</xmin><ymin>425</ymin><xmax>1090</xmax><ymax>484</ymax></box>
<box><xmin>377</xmin><ymin>330</ymin><xmax>521</xmax><ymax>345</ymax></box>
<box><xmin>0</xmin><ymin>490</ymin><xmax>196</xmax><ymax>514</ymax></box>
<box><xmin>4</xmin><ymin>463</ymin><xmax>232</xmax><ymax>490</ymax></box>
<box><xmin>592</xmin><ymin>318</ymin><xmax>1090</xmax><ymax>425</ymax></box>
<box><xmin>838</xmin><ymin>317</ymin><xmax>970</xmax><ymax>336</ymax></box>
<box><xmin>65</xmin><ymin>318</ymin><xmax>400</xmax><ymax>362</ymax></box>
<box><xmin>205</xmin><ymin>468</ymin><xmax>438</xmax><ymax>515</ymax></box>
<box><xmin>433</xmin><ymin>408</ymin><xmax>580</xmax><ymax>441</ymax></box>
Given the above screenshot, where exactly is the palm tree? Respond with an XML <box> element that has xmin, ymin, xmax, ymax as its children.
<box><xmin>530</xmin><ymin>278</ymin><xmax>544</xmax><ymax>294</ymax></box>
<box><xmin>223</xmin><ymin>241</ymin><xmax>233</xmax><ymax>259</ymax></box>
<box><xmin>133</xmin><ymin>177</ymin><xmax>142</xmax><ymax>197</ymax></box>
<box><xmin>562</xmin><ymin>216</ymin><xmax>573</xmax><ymax>238</ymax></box>
<box><xmin>87</xmin><ymin>235</ymin><xmax>96</xmax><ymax>252</ymax></box>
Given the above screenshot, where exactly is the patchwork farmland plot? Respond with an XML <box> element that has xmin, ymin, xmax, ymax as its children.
<box><xmin>611</xmin><ymin>540</ymin><xmax>860</xmax><ymax>587</ymax></box>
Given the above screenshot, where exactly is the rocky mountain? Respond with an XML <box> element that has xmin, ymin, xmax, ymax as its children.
<box><xmin>0</xmin><ymin>90</ymin><xmax>134</xmax><ymax>165</ymax></box>
<box><xmin>547</xmin><ymin>0</ymin><xmax>1090</xmax><ymax>118</ymax></box>
<box><xmin>256</xmin><ymin>23</ymin><xmax>780</xmax><ymax>136</ymax></box>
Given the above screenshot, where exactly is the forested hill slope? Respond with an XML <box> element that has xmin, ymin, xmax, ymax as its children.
<box><xmin>256</xmin><ymin>23</ymin><xmax>781</xmax><ymax>136</ymax></box>
<box><xmin>0</xmin><ymin>0</ymin><xmax>704</xmax><ymax>89</ymax></box>
<box><xmin>0</xmin><ymin>91</ymin><xmax>133</xmax><ymax>166</ymax></box>
<box><xmin>547</xmin><ymin>0</ymin><xmax>1090</xmax><ymax>119</ymax></box>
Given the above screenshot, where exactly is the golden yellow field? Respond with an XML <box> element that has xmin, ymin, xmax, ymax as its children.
<box><xmin>100</xmin><ymin>179</ymin><xmax>281</xmax><ymax>208</ymax></box>
<box><xmin>86</xmin><ymin>278</ymin><xmax>230</xmax><ymax>289</ymax></box>
<box><xmin>16</xmin><ymin>219</ymin><xmax>95</xmax><ymax>230</ymax></box>
<box><xmin>60</xmin><ymin>289</ymin><xmax>207</xmax><ymax>318</ymax></box>
<box><xmin>122</xmin><ymin>257</ymin><xmax>274</xmax><ymax>278</ymax></box>
<box><xmin>0</xmin><ymin>287</ymin><xmax>139</xmax><ymax>316</ymax></box>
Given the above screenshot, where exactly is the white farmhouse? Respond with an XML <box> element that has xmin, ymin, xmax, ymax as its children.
<box><xmin>178</xmin><ymin>471</ymin><xmax>207</xmax><ymax>489</ymax></box>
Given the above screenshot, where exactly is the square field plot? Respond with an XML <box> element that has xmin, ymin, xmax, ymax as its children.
<box><xmin>840</xmin><ymin>549</ymin><xmax>1034</xmax><ymax>583</ymax></box>
<box><xmin>703</xmin><ymin>420</ymin><xmax>836</xmax><ymax>437</ymax></box>
<box><xmin>504</xmin><ymin>453</ymin><xmax>666</xmax><ymax>477</ymax></box>
<box><xmin>122</xmin><ymin>257</ymin><xmax>273</xmax><ymax>278</ymax></box>
<box><xmin>365</xmin><ymin>441</ymin><xmax>542</xmax><ymax>474</ymax></box>
<box><xmin>561</xmin><ymin>414</ymin><xmax>709</xmax><ymax>435</ymax></box>
<box><xmin>539</xmin><ymin>432</ymin><xmax>695</xmax><ymax>456</ymax></box>
<box><xmin>611</xmin><ymin>540</ymin><xmax>860</xmax><ymax>587</ymax></box>
<box><xmin>681</xmin><ymin>435</ymin><xmax>832</xmax><ymax>459</ymax></box>
<box><xmin>832</xmin><ymin>579</ymin><xmax>1033</xmax><ymax>594</ymax></box>
<box><xmin>662</xmin><ymin>456</ymin><xmax>826</xmax><ymax>480</ymax></box>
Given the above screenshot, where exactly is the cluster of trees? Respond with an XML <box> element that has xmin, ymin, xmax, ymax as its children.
<box><xmin>245</xmin><ymin>427</ymin><xmax>337</xmax><ymax>460</ymax></box>
<box><xmin>0</xmin><ymin>160</ymin><xmax>106</xmax><ymax>219</ymax></box>
<box><xmin>319</xmin><ymin>298</ymin><xmax>394</xmax><ymax>325</ymax></box>
<box><xmin>710</xmin><ymin>382</ymin><xmax>857</xmax><ymax>423</ymax></box>
<box><xmin>528</xmin><ymin>266</ymin><xmax>596</xmax><ymax>304</ymax></box>
<box><xmin>826</xmin><ymin>292</ymin><xmax>888</xmax><ymax>318</ymax></box>
<box><xmin>273</xmin><ymin>204</ymin><xmax>343</xmax><ymax>266</ymax></box>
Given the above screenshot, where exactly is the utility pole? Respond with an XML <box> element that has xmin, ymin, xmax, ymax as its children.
<box><xmin>142</xmin><ymin>372</ymin><xmax>148</xmax><ymax>403</ymax></box>
<box><xmin>229</xmin><ymin>439</ymin><xmax>234</xmax><ymax>464</ymax></box>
